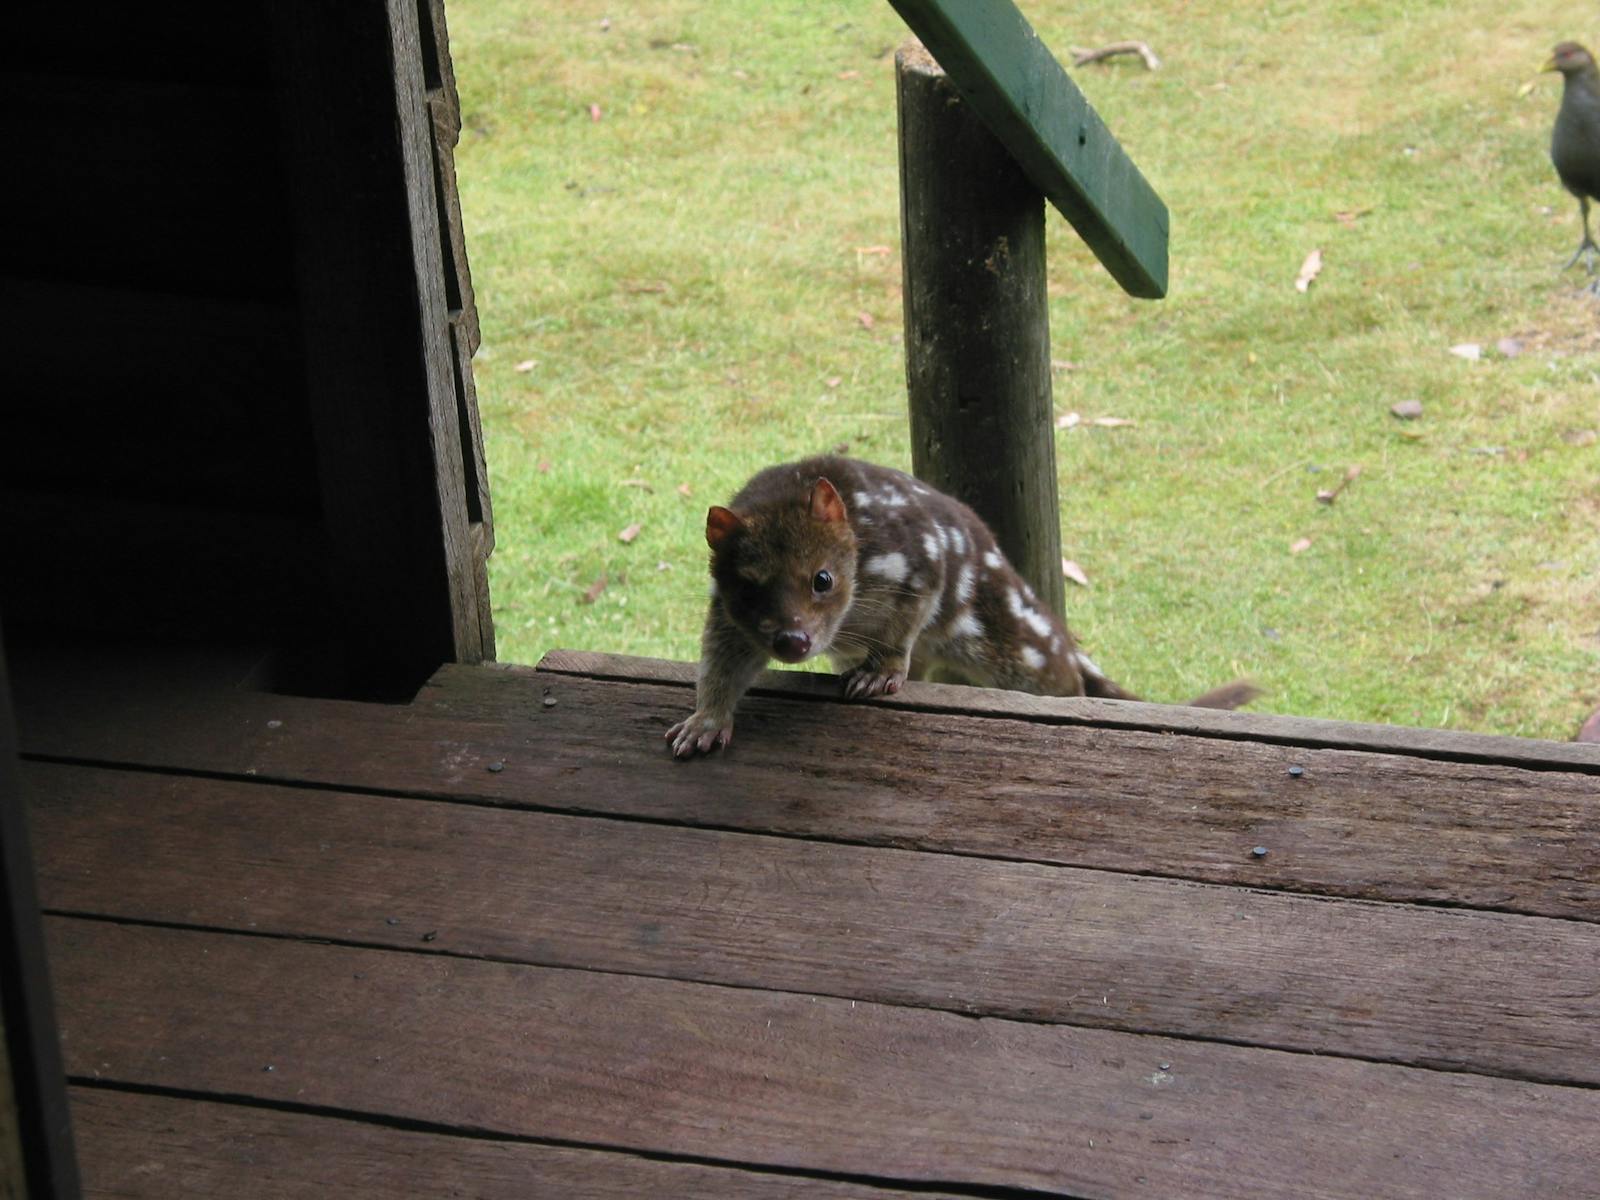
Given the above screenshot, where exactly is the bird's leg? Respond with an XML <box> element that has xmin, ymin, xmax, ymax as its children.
<box><xmin>1564</xmin><ymin>196</ymin><xmax>1599</xmax><ymax>274</ymax></box>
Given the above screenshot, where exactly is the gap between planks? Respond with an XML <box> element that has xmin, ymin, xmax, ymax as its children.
<box><xmin>68</xmin><ymin>1084</ymin><xmax>992</xmax><ymax>1200</ymax></box>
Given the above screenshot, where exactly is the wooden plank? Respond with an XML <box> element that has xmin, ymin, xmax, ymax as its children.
<box><xmin>11</xmin><ymin>653</ymin><xmax>1600</xmax><ymax>922</ymax></box>
<box><xmin>44</xmin><ymin>919</ymin><xmax>1600</xmax><ymax>1199</ymax></box>
<box><xmin>528</xmin><ymin>650</ymin><xmax>1600</xmax><ymax>772</ymax></box>
<box><xmin>885</xmin><ymin>2</ymin><xmax>1169</xmax><ymax>298</ymax></box>
<box><xmin>71</xmin><ymin>1088</ymin><xmax>951</xmax><ymax>1200</ymax></box>
<box><xmin>267</xmin><ymin>0</ymin><xmax>488</xmax><ymax>690</ymax></box>
<box><xmin>27</xmin><ymin>763</ymin><xmax>1600</xmax><ymax>1087</ymax></box>
<box><xmin>897</xmin><ymin>42</ymin><xmax>1065</xmax><ymax>621</ymax></box>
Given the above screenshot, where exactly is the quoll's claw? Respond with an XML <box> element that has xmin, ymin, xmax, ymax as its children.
<box><xmin>842</xmin><ymin>667</ymin><xmax>906</xmax><ymax>700</ymax></box>
<box><xmin>666</xmin><ymin>713</ymin><xmax>734</xmax><ymax>759</ymax></box>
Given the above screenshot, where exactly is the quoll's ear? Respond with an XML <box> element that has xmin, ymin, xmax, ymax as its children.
<box><xmin>807</xmin><ymin>477</ymin><xmax>848</xmax><ymax>524</ymax></box>
<box><xmin>705</xmin><ymin>505</ymin><xmax>744</xmax><ymax>550</ymax></box>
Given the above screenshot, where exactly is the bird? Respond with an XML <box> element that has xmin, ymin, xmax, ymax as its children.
<box><xmin>1544</xmin><ymin>42</ymin><xmax>1600</xmax><ymax>279</ymax></box>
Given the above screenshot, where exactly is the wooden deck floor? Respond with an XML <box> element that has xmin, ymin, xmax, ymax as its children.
<box><xmin>13</xmin><ymin>646</ymin><xmax>1600</xmax><ymax>1198</ymax></box>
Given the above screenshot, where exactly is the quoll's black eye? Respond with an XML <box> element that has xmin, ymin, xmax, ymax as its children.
<box><xmin>812</xmin><ymin>569</ymin><xmax>834</xmax><ymax>594</ymax></box>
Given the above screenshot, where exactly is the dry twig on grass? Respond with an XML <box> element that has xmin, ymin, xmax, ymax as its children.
<box><xmin>1070</xmin><ymin>41</ymin><xmax>1162</xmax><ymax>70</ymax></box>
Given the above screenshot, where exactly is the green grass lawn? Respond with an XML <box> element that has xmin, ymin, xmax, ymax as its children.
<box><xmin>449</xmin><ymin>0</ymin><xmax>1599</xmax><ymax>740</ymax></box>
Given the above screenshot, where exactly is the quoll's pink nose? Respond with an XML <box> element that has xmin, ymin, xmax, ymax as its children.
<box><xmin>772</xmin><ymin>630</ymin><xmax>811</xmax><ymax>662</ymax></box>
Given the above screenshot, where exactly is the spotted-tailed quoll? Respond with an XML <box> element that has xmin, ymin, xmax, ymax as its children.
<box><xmin>666</xmin><ymin>456</ymin><xmax>1256</xmax><ymax>758</ymax></box>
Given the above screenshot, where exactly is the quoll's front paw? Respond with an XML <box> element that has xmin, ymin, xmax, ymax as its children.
<box><xmin>666</xmin><ymin>711</ymin><xmax>734</xmax><ymax>759</ymax></box>
<box><xmin>842</xmin><ymin>665</ymin><xmax>907</xmax><ymax>700</ymax></box>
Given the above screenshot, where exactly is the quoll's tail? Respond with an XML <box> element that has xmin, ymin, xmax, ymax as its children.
<box><xmin>1186</xmin><ymin>681</ymin><xmax>1263</xmax><ymax>711</ymax></box>
<box><xmin>1078</xmin><ymin>654</ymin><xmax>1260</xmax><ymax>711</ymax></box>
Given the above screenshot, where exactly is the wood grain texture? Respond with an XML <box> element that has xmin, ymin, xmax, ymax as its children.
<box><xmin>897</xmin><ymin>44</ymin><xmax>1066</xmax><ymax>621</ymax></box>
<box><xmin>27</xmin><ymin>763</ymin><xmax>1600</xmax><ymax>1086</ymax></box>
<box><xmin>528</xmin><ymin>650</ymin><xmax>1600</xmax><ymax>771</ymax></box>
<box><xmin>45</xmin><ymin>919</ymin><xmax>1600</xmax><ymax>1200</ymax></box>
<box><xmin>12</xmin><ymin>654</ymin><xmax>1600</xmax><ymax>922</ymax></box>
<box><xmin>886</xmin><ymin>3</ymin><xmax>1168</xmax><ymax>297</ymax></box>
<box><xmin>70</xmin><ymin>1088</ymin><xmax>953</xmax><ymax>1200</ymax></box>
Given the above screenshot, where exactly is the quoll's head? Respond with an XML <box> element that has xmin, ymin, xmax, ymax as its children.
<box><xmin>705</xmin><ymin>476</ymin><xmax>858</xmax><ymax>663</ymax></box>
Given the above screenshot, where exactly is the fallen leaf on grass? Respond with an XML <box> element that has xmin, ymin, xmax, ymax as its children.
<box><xmin>588</xmin><ymin>103</ymin><xmax>602</xmax><ymax>121</ymax></box>
<box><xmin>1051</xmin><ymin>359</ymin><xmax>1081</xmax><ymax>372</ymax></box>
<box><xmin>856</xmin><ymin>311</ymin><xmax>876</xmax><ymax>330</ymax></box>
<box><xmin>1294</xmin><ymin>248</ymin><xmax>1323</xmax><ymax>293</ymax></box>
<box><xmin>1092</xmin><ymin>416</ymin><xmax>1136</xmax><ymax>428</ymax></box>
<box><xmin>853</xmin><ymin>245</ymin><xmax>891</xmax><ymax>256</ymax></box>
<box><xmin>676</xmin><ymin>482</ymin><xmax>694</xmax><ymax>498</ymax></box>
<box><xmin>831</xmin><ymin>441</ymin><xmax>851</xmax><ymax>454</ymax></box>
<box><xmin>1062</xmin><ymin>559</ymin><xmax>1090</xmax><ymax>587</ymax></box>
<box><xmin>1448</xmin><ymin>343</ymin><xmax>1482</xmax><ymax>361</ymax></box>
<box><xmin>1562</xmin><ymin>429</ymin><xmax>1598</xmax><ymax>447</ymax></box>
<box><xmin>514</xmin><ymin>359</ymin><xmax>538</xmax><ymax>372</ymax></box>
<box><xmin>618</xmin><ymin>522</ymin><xmax>642</xmax><ymax>544</ymax></box>
<box><xmin>1390</xmin><ymin>399</ymin><xmax>1423</xmax><ymax>420</ymax></box>
<box><xmin>1055</xmin><ymin>412</ymin><xmax>1081</xmax><ymax>430</ymax></box>
<box><xmin>1333</xmin><ymin>207</ymin><xmax>1373</xmax><ymax>226</ymax></box>
<box><xmin>622</xmin><ymin>281</ymin><xmax>669</xmax><ymax>295</ymax></box>
<box><xmin>826</xmin><ymin>376</ymin><xmax>843</xmax><ymax>388</ymax></box>
<box><xmin>620</xmin><ymin>478</ymin><xmax>653</xmax><ymax>492</ymax></box>
<box><xmin>537</xmin><ymin>460</ymin><xmax>553</xmax><ymax>473</ymax></box>
<box><xmin>1289</xmin><ymin>537</ymin><xmax>1313</xmax><ymax>554</ymax></box>
<box><xmin>1495</xmin><ymin>337</ymin><xmax>1524</xmax><ymax>358</ymax></box>
<box><xmin>580</xmin><ymin>574</ymin><xmax>607</xmax><ymax>604</ymax></box>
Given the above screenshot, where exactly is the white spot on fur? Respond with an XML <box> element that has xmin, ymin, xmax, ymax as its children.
<box><xmin>951</xmin><ymin>611</ymin><xmax>983</xmax><ymax>640</ymax></box>
<box><xmin>1007</xmin><ymin>588</ymin><xmax>1054</xmax><ymax>640</ymax></box>
<box><xmin>909</xmin><ymin>573</ymin><xmax>926</xmax><ymax>591</ymax></box>
<box><xmin>865</xmin><ymin>552</ymin><xmax>908</xmax><ymax>583</ymax></box>
<box><xmin>880</xmin><ymin>488</ymin><xmax>908</xmax><ymax>507</ymax></box>
<box><xmin>983</xmin><ymin>549</ymin><xmax>1003</xmax><ymax>570</ymax></box>
<box><xmin>955</xmin><ymin>564</ymin><xmax>975</xmax><ymax>606</ymax></box>
<box><xmin>922</xmin><ymin>531</ymin><xmax>943</xmax><ymax>561</ymax></box>
<box><xmin>936</xmin><ymin>524</ymin><xmax>951</xmax><ymax>550</ymax></box>
<box><xmin>1019</xmin><ymin>646</ymin><xmax>1046</xmax><ymax>670</ymax></box>
<box><xmin>948</xmin><ymin>526</ymin><xmax>967</xmax><ymax>556</ymax></box>
<box><xmin>1051</xmin><ymin>635</ymin><xmax>1064</xmax><ymax>655</ymax></box>
<box><xmin>853</xmin><ymin>491</ymin><xmax>876</xmax><ymax>508</ymax></box>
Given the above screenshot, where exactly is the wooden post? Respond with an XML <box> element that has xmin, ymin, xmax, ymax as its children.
<box><xmin>0</xmin><ymin>641</ymin><xmax>80</xmax><ymax>1198</ymax></box>
<box><xmin>897</xmin><ymin>41</ymin><xmax>1065</xmax><ymax>621</ymax></box>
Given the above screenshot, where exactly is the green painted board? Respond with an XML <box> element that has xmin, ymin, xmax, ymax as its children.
<box><xmin>887</xmin><ymin>0</ymin><xmax>1169</xmax><ymax>298</ymax></box>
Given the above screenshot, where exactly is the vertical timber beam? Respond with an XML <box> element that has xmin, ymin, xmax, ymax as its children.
<box><xmin>897</xmin><ymin>41</ymin><xmax>1065</xmax><ymax>622</ymax></box>
<box><xmin>268</xmin><ymin>0</ymin><xmax>490</xmax><ymax>694</ymax></box>
<box><xmin>0</xmin><ymin>638</ymin><xmax>80</xmax><ymax>1199</ymax></box>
